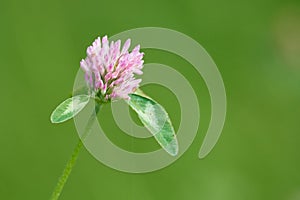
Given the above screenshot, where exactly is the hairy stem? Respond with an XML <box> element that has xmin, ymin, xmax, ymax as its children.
<box><xmin>50</xmin><ymin>103</ymin><xmax>101</xmax><ymax>200</ymax></box>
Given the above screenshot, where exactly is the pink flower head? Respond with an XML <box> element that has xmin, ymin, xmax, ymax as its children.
<box><xmin>80</xmin><ymin>36</ymin><xmax>144</xmax><ymax>101</ymax></box>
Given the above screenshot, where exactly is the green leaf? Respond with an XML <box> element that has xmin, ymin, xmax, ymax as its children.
<box><xmin>128</xmin><ymin>93</ymin><xmax>179</xmax><ymax>156</ymax></box>
<box><xmin>50</xmin><ymin>95</ymin><xmax>90</xmax><ymax>124</ymax></box>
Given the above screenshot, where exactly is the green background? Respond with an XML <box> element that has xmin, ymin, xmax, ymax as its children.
<box><xmin>1</xmin><ymin>0</ymin><xmax>300</xmax><ymax>199</ymax></box>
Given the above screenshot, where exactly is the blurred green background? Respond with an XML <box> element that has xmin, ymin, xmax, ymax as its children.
<box><xmin>1</xmin><ymin>0</ymin><xmax>300</xmax><ymax>199</ymax></box>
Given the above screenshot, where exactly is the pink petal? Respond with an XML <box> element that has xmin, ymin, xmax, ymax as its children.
<box><xmin>121</xmin><ymin>39</ymin><xmax>131</xmax><ymax>54</ymax></box>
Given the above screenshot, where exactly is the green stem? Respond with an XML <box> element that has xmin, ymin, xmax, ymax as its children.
<box><xmin>50</xmin><ymin>103</ymin><xmax>101</xmax><ymax>200</ymax></box>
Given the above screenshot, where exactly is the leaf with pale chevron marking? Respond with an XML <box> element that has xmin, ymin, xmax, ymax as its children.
<box><xmin>128</xmin><ymin>93</ymin><xmax>178</xmax><ymax>156</ymax></box>
<box><xmin>50</xmin><ymin>95</ymin><xmax>90</xmax><ymax>123</ymax></box>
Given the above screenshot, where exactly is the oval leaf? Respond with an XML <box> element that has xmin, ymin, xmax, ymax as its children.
<box><xmin>50</xmin><ymin>95</ymin><xmax>90</xmax><ymax>123</ymax></box>
<box><xmin>128</xmin><ymin>93</ymin><xmax>178</xmax><ymax>156</ymax></box>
